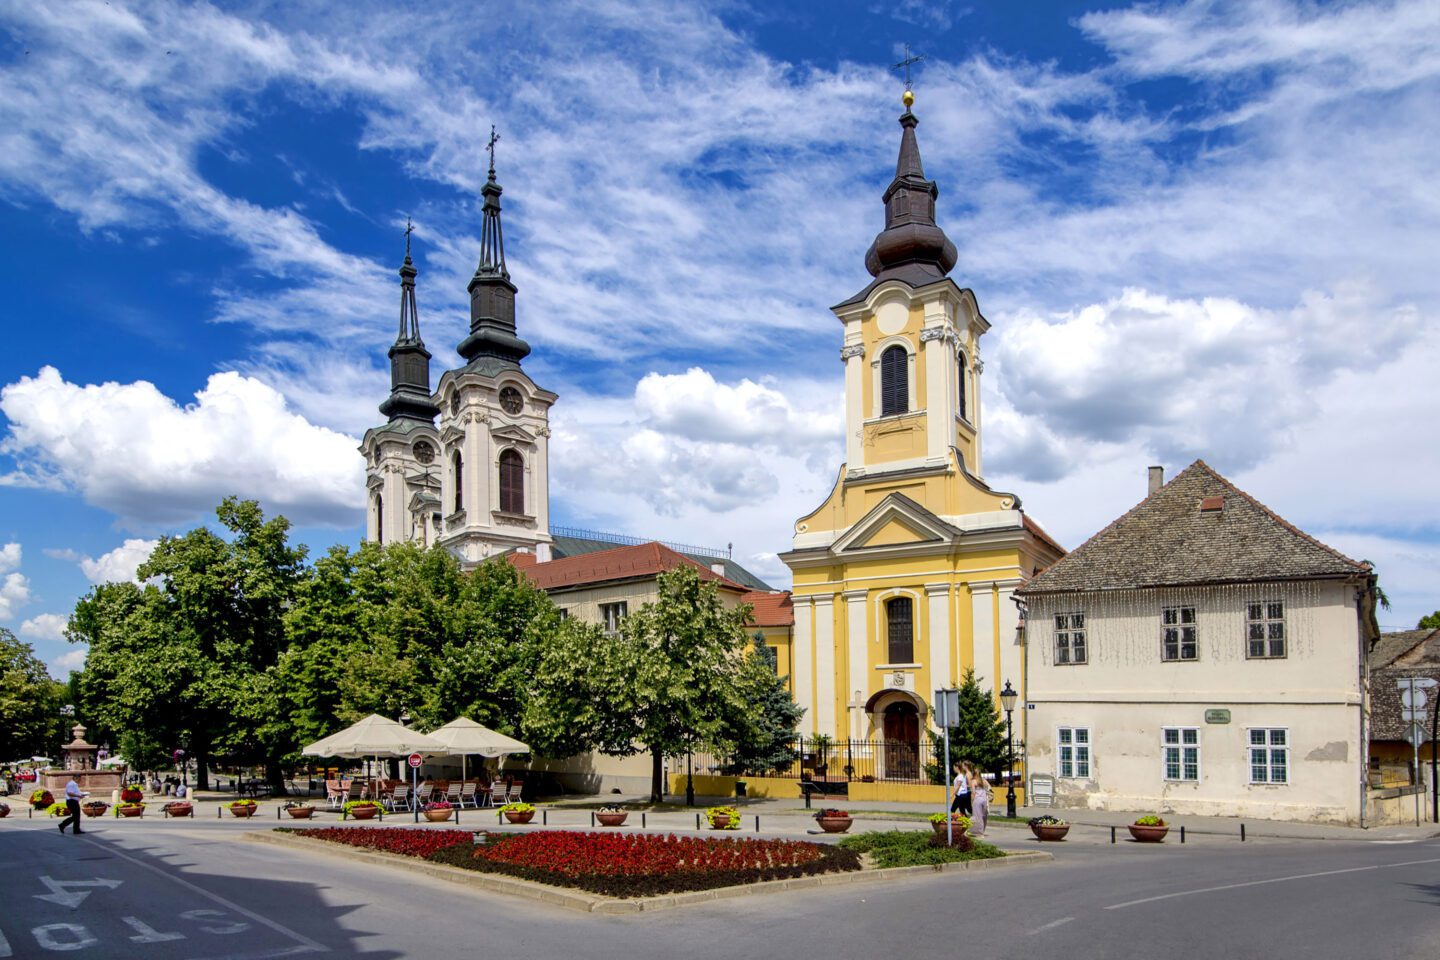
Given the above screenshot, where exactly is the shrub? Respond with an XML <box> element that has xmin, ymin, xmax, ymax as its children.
<box><xmin>30</xmin><ymin>789</ymin><xmax>53</xmax><ymax>807</ymax></box>
<box><xmin>230</xmin><ymin>799</ymin><xmax>258</xmax><ymax>808</ymax></box>
<box><xmin>428</xmin><ymin>831</ymin><xmax>860</xmax><ymax>898</ymax></box>
<box><xmin>1029</xmin><ymin>815</ymin><xmax>1068</xmax><ymax>827</ymax></box>
<box><xmin>1133</xmin><ymin>815</ymin><xmax>1166</xmax><ymax>827</ymax></box>
<box><xmin>927</xmin><ymin>812</ymin><xmax>972</xmax><ymax>829</ymax></box>
<box><xmin>814</xmin><ymin>808</ymin><xmax>850</xmax><ymax>820</ymax></box>
<box><xmin>499</xmin><ymin>802</ymin><xmax>534</xmax><ymax>813</ymax></box>
<box><xmin>705</xmin><ymin>805</ymin><xmax>740</xmax><ymax>830</ymax></box>
<box><xmin>290</xmin><ymin>827</ymin><xmax>473</xmax><ymax>859</ymax></box>
<box><xmin>47</xmin><ymin>802</ymin><xmax>68</xmax><ymax>817</ymax></box>
<box><xmin>838</xmin><ymin>830</ymin><xmax>1004</xmax><ymax>868</ymax></box>
<box><xmin>344</xmin><ymin>800</ymin><xmax>381</xmax><ymax>814</ymax></box>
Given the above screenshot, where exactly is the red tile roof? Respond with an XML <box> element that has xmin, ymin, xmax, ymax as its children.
<box><xmin>508</xmin><ymin>541</ymin><xmax>747</xmax><ymax>593</ymax></box>
<box><xmin>742</xmin><ymin>590</ymin><xmax>793</xmax><ymax>627</ymax></box>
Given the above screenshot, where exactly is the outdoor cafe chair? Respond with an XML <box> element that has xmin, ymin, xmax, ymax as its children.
<box><xmin>487</xmin><ymin>780</ymin><xmax>505</xmax><ymax>807</ymax></box>
<box><xmin>445</xmin><ymin>783</ymin><xmax>463</xmax><ymax>804</ymax></box>
<box><xmin>415</xmin><ymin>783</ymin><xmax>435</xmax><ymax>804</ymax></box>
<box><xmin>345</xmin><ymin>780</ymin><xmax>365</xmax><ymax>802</ymax></box>
<box><xmin>507</xmin><ymin>780</ymin><xmax>524</xmax><ymax>803</ymax></box>
<box><xmin>459</xmin><ymin>782</ymin><xmax>479</xmax><ymax>808</ymax></box>
<box><xmin>325</xmin><ymin>780</ymin><xmax>346</xmax><ymax>809</ymax></box>
<box><xmin>385</xmin><ymin>784</ymin><xmax>411</xmax><ymax>812</ymax></box>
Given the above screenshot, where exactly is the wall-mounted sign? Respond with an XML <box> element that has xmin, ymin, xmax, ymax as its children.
<box><xmin>1204</xmin><ymin>709</ymin><xmax>1231</xmax><ymax>724</ymax></box>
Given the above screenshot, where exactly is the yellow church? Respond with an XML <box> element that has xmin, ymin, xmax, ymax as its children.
<box><xmin>779</xmin><ymin>90</ymin><xmax>1065</xmax><ymax>776</ymax></box>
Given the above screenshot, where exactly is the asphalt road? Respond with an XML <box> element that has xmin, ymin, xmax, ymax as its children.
<box><xmin>1</xmin><ymin>817</ymin><xmax>1436</xmax><ymax>959</ymax></box>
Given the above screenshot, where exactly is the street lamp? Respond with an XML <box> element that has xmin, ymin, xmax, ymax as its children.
<box><xmin>999</xmin><ymin>680</ymin><xmax>1018</xmax><ymax>819</ymax></box>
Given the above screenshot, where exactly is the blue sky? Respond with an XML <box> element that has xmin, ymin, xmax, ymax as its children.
<box><xmin>2</xmin><ymin>0</ymin><xmax>1438</xmax><ymax>675</ymax></box>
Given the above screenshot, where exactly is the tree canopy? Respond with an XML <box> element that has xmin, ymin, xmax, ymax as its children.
<box><xmin>0</xmin><ymin>628</ymin><xmax>62</xmax><ymax>761</ymax></box>
<box><xmin>1419</xmin><ymin>611</ymin><xmax>1440</xmax><ymax>630</ymax></box>
<box><xmin>925</xmin><ymin>668</ymin><xmax>1009</xmax><ymax>784</ymax></box>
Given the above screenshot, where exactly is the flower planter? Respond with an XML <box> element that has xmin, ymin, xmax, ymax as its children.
<box><xmin>1128</xmin><ymin>823</ymin><xmax>1169</xmax><ymax>843</ymax></box>
<box><xmin>120</xmin><ymin>788</ymin><xmax>143</xmax><ymax>804</ymax></box>
<box><xmin>709</xmin><ymin>815</ymin><xmax>732</xmax><ymax>830</ymax></box>
<box><xmin>931</xmin><ymin>821</ymin><xmax>970</xmax><ymax>845</ymax></box>
<box><xmin>595</xmin><ymin>812</ymin><xmax>628</xmax><ymax>827</ymax></box>
<box><xmin>285</xmin><ymin>806</ymin><xmax>315</xmax><ymax>820</ymax></box>
<box><xmin>1030</xmin><ymin>823</ymin><xmax>1069</xmax><ymax>842</ymax></box>
<box><xmin>816</xmin><ymin>816</ymin><xmax>853</xmax><ymax>834</ymax></box>
<box><xmin>82</xmin><ymin>803</ymin><xmax>109</xmax><ymax>818</ymax></box>
<box><xmin>165</xmin><ymin>802</ymin><xmax>193</xmax><ymax>818</ymax></box>
<box><xmin>424</xmin><ymin>809</ymin><xmax>454</xmax><ymax>823</ymax></box>
<box><xmin>31</xmin><ymin>792</ymin><xmax>54</xmax><ymax>810</ymax></box>
<box><xmin>349</xmin><ymin>805</ymin><xmax>379</xmax><ymax>821</ymax></box>
<box><xmin>228</xmin><ymin>805</ymin><xmax>257</xmax><ymax>819</ymax></box>
<box><xmin>502</xmin><ymin>810</ymin><xmax>535</xmax><ymax>825</ymax></box>
<box><xmin>118</xmin><ymin>805</ymin><xmax>144</xmax><ymax>818</ymax></box>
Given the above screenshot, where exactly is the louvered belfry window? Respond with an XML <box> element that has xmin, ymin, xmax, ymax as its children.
<box><xmin>499</xmin><ymin>448</ymin><xmax>524</xmax><ymax>514</ymax></box>
<box><xmin>886</xmin><ymin>596</ymin><xmax>914</xmax><ymax>664</ymax></box>
<box><xmin>880</xmin><ymin>345</ymin><xmax>908</xmax><ymax>416</ymax></box>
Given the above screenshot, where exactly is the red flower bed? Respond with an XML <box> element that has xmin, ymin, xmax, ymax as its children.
<box><xmin>430</xmin><ymin>831</ymin><xmax>861</xmax><ymax>898</ymax></box>
<box><xmin>289</xmin><ymin>826</ymin><xmax>473</xmax><ymax>860</ymax></box>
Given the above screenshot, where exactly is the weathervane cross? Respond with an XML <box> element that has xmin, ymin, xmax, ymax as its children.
<box><xmin>404</xmin><ymin>216</ymin><xmax>414</xmax><ymax>256</ymax></box>
<box><xmin>487</xmin><ymin>125</ymin><xmax>501</xmax><ymax>176</ymax></box>
<box><xmin>892</xmin><ymin>44</ymin><xmax>924</xmax><ymax>90</ymax></box>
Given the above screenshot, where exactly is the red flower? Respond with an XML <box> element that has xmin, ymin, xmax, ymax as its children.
<box><xmin>294</xmin><ymin>827</ymin><xmax>472</xmax><ymax>859</ymax></box>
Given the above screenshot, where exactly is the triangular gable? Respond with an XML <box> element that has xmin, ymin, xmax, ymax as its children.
<box><xmin>831</xmin><ymin>493</ymin><xmax>958</xmax><ymax>554</ymax></box>
<box><xmin>491</xmin><ymin>424</ymin><xmax>537</xmax><ymax>444</ymax></box>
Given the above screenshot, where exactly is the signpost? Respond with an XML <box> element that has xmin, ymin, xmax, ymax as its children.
<box><xmin>1397</xmin><ymin>678</ymin><xmax>1436</xmax><ymax>826</ymax></box>
<box><xmin>934</xmin><ymin>688</ymin><xmax>959</xmax><ymax>847</ymax></box>
<box><xmin>408</xmin><ymin>752</ymin><xmax>423</xmax><ymax>823</ymax></box>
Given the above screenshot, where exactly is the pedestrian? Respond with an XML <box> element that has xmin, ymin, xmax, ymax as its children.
<box><xmin>967</xmin><ymin>763</ymin><xmax>990</xmax><ymax>836</ymax></box>
<box><xmin>949</xmin><ymin>761</ymin><xmax>971</xmax><ymax>816</ymax></box>
<box><xmin>58</xmin><ymin>776</ymin><xmax>87</xmax><ymax>835</ymax></box>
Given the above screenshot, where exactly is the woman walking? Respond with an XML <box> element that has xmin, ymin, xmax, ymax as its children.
<box><xmin>949</xmin><ymin>761</ymin><xmax>971</xmax><ymax>816</ymax></box>
<box><xmin>966</xmin><ymin>763</ymin><xmax>990</xmax><ymax>836</ymax></box>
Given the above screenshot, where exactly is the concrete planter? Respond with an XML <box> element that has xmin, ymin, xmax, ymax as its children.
<box><xmin>503</xmin><ymin>810</ymin><xmax>535</xmax><ymax>825</ymax></box>
<box><xmin>1128</xmin><ymin>823</ymin><xmax>1169</xmax><ymax>843</ymax></box>
<box><xmin>816</xmin><ymin>816</ymin><xmax>853</xmax><ymax>834</ymax></box>
<box><xmin>82</xmin><ymin>802</ymin><xmax>110</xmax><ymax>818</ymax></box>
<box><xmin>424</xmin><ymin>809</ymin><xmax>454</xmax><ymax>823</ymax></box>
<box><xmin>229</xmin><ymin>804</ymin><xmax>258</xmax><ymax>818</ymax></box>
<box><xmin>349</xmin><ymin>805</ymin><xmax>380</xmax><ymax>821</ymax></box>
<box><xmin>595</xmin><ymin>812</ymin><xmax>628</xmax><ymax>827</ymax></box>
<box><xmin>285</xmin><ymin>806</ymin><xmax>315</xmax><ymax>819</ymax></box>
<box><xmin>118</xmin><ymin>805</ymin><xmax>144</xmax><ymax>818</ymax></box>
<box><xmin>164</xmin><ymin>802</ymin><xmax>193</xmax><ymax>818</ymax></box>
<box><xmin>1030</xmin><ymin>823</ymin><xmax>1069</xmax><ymax>842</ymax></box>
<box><xmin>710</xmin><ymin>815</ymin><xmax>732</xmax><ymax>830</ymax></box>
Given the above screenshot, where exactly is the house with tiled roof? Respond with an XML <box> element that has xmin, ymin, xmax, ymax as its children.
<box><xmin>1366</xmin><ymin>628</ymin><xmax>1439</xmax><ymax>822</ymax></box>
<box><xmin>1017</xmin><ymin>460</ymin><xmax>1380</xmax><ymax>825</ymax></box>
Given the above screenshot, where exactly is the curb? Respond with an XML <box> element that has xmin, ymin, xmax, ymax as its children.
<box><xmin>244</xmin><ymin>831</ymin><xmax>1052</xmax><ymax>915</ymax></box>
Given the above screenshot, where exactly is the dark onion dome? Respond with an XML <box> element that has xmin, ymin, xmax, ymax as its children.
<box><xmin>457</xmin><ymin>136</ymin><xmax>532</xmax><ymax>366</ymax></box>
<box><xmin>379</xmin><ymin>226</ymin><xmax>441</xmax><ymax>424</ymax></box>
<box><xmin>861</xmin><ymin>90</ymin><xmax>958</xmax><ymax>289</ymax></box>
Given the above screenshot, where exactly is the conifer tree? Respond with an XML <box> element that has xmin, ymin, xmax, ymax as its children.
<box><xmin>925</xmin><ymin>667</ymin><xmax>1007</xmax><ymax>784</ymax></box>
<box><xmin>718</xmin><ymin>634</ymin><xmax>803</xmax><ymax>776</ymax></box>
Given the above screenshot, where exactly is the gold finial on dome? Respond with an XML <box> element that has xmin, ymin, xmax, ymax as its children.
<box><xmin>903</xmin><ymin>89</ymin><xmax>915</xmax><ymax>108</ymax></box>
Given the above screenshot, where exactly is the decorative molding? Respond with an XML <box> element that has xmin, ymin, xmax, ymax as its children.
<box><xmin>973</xmin><ymin>359</ymin><xmax>985</xmax><ymax>374</ymax></box>
<box><xmin>923</xmin><ymin>583</ymin><xmax>953</xmax><ymax>597</ymax></box>
<box><xmin>494</xmin><ymin>512</ymin><xmax>535</xmax><ymax>527</ymax></box>
<box><xmin>840</xmin><ymin>344</ymin><xmax>866</xmax><ymax>360</ymax></box>
<box><xmin>537</xmin><ymin>426</ymin><xmax>552</xmax><ymax>438</ymax></box>
<box><xmin>919</xmin><ymin>326</ymin><xmax>951</xmax><ymax>343</ymax></box>
<box><xmin>842</xmin><ymin>589</ymin><xmax>868</xmax><ymax>602</ymax></box>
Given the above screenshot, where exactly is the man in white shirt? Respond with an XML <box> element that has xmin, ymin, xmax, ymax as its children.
<box><xmin>59</xmin><ymin>776</ymin><xmax>87</xmax><ymax>835</ymax></box>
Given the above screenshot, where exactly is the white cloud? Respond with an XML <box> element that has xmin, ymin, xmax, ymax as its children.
<box><xmin>50</xmin><ymin>647</ymin><xmax>88</xmax><ymax>676</ymax></box>
<box><xmin>78</xmin><ymin>539</ymin><xmax>160</xmax><ymax>585</ymax></box>
<box><xmin>0</xmin><ymin>542</ymin><xmax>19</xmax><ymax>575</ymax></box>
<box><xmin>19</xmin><ymin>613</ymin><xmax>67</xmax><ymax>643</ymax></box>
<box><xmin>0</xmin><ymin>543</ymin><xmax>29</xmax><ymax>621</ymax></box>
<box><xmin>0</xmin><ymin>367</ymin><xmax>364</xmax><ymax>528</ymax></box>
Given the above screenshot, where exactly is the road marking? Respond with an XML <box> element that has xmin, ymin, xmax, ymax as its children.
<box><xmin>182</xmin><ymin>910</ymin><xmax>250</xmax><ymax>935</ymax></box>
<box><xmin>1106</xmin><ymin>856</ymin><xmax>1440</xmax><ymax>909</ymax></box>
<box><xmin>32</xmin><ymin>923</ymin><xmax>97</xmax><ymax>952</ymax></box>
<box><xmin>34</xmin><ymin>876</ymin><xmax>123</xmax><ymax>909</ymax></box>
<box><xmin>1027</xmin><ymin>916</ymin><xmax>1075</xmax><ymax>935</ymax></box>
<box><xmin>78</xmin><ymin>836</ymin><xmax>328</xmax><ymax>954</ymax></box>
<box><xmin>123</xmin><ymin>916</ymin><xmax>184</xmax><ymax>943</ymax></box>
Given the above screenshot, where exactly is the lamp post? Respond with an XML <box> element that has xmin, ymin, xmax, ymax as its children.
<box><xmin>999</xmin><ymin>680</ymin><xmax>1018</xmax><ymax>819</ymax></box>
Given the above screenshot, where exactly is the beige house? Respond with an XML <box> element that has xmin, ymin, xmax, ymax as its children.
<box><xmin>1018</xmin><ymin>461</ymin><xmax>1380</xmax><ymax>825</ymax></box>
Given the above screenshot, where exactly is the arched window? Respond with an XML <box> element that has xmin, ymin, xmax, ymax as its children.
<box><xmin>886</xmin><ymin>596</ymin><xmax>914</xmax><ymax>664</ymax></box>
<box><xmin>452</xmin><ymin>451</ymin><xmax>464</xmax><ymax>513</ymax></box>
<box><xmin>375</xmin><ymin>494</ymin><xmax>384</xmax><ymax>544</ymax></box>
<box><xmin>499</xmin><ymin>448</ymin><xmax>524</xmax><ymax>514</ymax></box>
<box><xmin>880</xmin><ymin>345</ymin><xmax>908</xmax><ymax>416</ymax></box>
<box><xmin>958</xmin><ymin>353</ymin><xmax>968</xmax><ymax>422</ymax></box>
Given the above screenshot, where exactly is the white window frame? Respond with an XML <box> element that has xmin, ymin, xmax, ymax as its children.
<box><xmin>1246</xmin><ymin>600</ymin><xmax>1287</xmax><ymax>659</ymax></box>
<box><xmin>1162</xmin><ymin>726</ymin><xmax>1201</xmax><ymax>782</ymax></box>
<box><xmin>1248</xmin><ymin>727</ymin><xmax>1289</xmax><ymax>784</ymax></box>
<box><xmin>1054</xmin><ymin>612</ymin><xmax>1087</xmax><ymax>665</ymax></box>
<box><xmin>600</xmin><ymin>601</ymin><xmax>628</xmax><ymax>634</ymax></box>
<box><xmin>1057</xmin><ymin>726</ymin><xmax>1091</xmax><ymax>779</ymax></box>
<box><xmin>1161</xmin><ymin>606</ymin><xmax>1198</xmax><ymax>661</ymax></box>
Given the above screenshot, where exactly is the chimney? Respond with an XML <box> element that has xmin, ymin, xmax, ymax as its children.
<box><xmin>711</xmin><ymin>562</ymin><xmax>727</xmax><ymax>576</ymax></box>
<box><xmin>1147</xmin><ymin>465</ymin><xmax>1164</xmax><ymax>496</ymax></box>
<box><xmin>536</xmin><ymin>543</ymin><xmax>552</xmax><ymax>563</ymax></box>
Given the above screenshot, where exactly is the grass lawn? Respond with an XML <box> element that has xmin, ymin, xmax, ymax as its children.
<box><xmin>838</xmin><ymin>830</ymin><xmax>1005</xmax><ymax>868</ymax></box>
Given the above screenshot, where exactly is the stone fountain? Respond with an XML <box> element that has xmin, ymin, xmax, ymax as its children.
<box><xmin>40</xmin><ymin>724</ymin><xmax>124</xmax><ymax>795</ymax></box>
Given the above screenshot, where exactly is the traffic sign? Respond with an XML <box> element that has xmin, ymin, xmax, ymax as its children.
<box><xmin>407</xmin><ymin>753</ymin><xmax>423</xmax><ymax>768</ymax></box>
<box><xmin>1407</xmin><ymin>723</ymin><xmax>1431</xmax><ymax>748</ymax></box>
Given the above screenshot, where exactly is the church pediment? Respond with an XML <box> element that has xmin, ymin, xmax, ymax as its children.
<box><xmin>831</xmin><ymin>494</ymin><xmax>959</xmax><ymax>555</ymax></box>
<box><xmin>491</xmin><ymin>424</ymin><xmax>537</xmax><ymax>445</ymax></box>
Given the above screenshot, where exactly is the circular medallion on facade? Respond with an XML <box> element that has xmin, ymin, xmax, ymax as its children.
<box><xmin>499</xmin><ymin>386</ymin><xmax>523</xmax><ymax>415</ymax></box>
<box><xmin>412</xmin><ymin>440</ymin><xmax>435</xmax><ymax>464</ymax></box>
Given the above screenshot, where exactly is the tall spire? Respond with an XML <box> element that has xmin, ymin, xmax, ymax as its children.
<box><xmin>458</xmin><ymin>125</ymin><xmax>531</xmax><ymax>365</ymax></box>
<box><xmin>861</xmin><ymin>90</ymin><xmax>958</xmax><ymax>287</ymax></box>
<box><xmin>379</xmin><ymin>220</ymin><xmax>441</xmax><ymax>424</ymax></box>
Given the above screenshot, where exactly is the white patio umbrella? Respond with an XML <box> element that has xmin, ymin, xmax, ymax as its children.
<box><xmin>97</xmin><ymin>755</ymin><xmax>127</xmax><ymax>768</ymax></box>
<box><xmin>426</xmin><ymin>717</ymin><xmax>529</xmax><ymax>783</ymax></box>
<box><xmin>301</xmin><ymin>714</ymin><xmax>446</xmax><ymax>759</ymax></box>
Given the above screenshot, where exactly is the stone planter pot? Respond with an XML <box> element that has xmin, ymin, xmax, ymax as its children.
<box><xmin>424</xmin><ymin>809</ymin><xmax>454</xmax><ymax>823</ymax></box>
<box><xmin>503</xmin><ymin>810</ymin><xmax>535</xmax><ymax>825</ymax></box>
<box><xmin>82</xmin><ymin>803</ymin><xmax>110</xmax><ymax>818</ymax></box>
<box><xmin>228</xmin><ymin>804</ymin><xmax>258</xmax><ymax>818</ymax></box>
<box><xmin>816</xmin><ymin>816</ymin><xmax>853</xmax><ymax>834</ymax></box>
<box><xmin>710</xmin><ymin>815</ymin><xmax>732</xmax><ymax>830</ymax></box>
<box><xmin>1030</xmin><ymin>823</ymin><xmax>1070</xmax><ymax>842</ymax></box>
<box><xmin>118</xmin><ymin>805</ymin><xmax>144</xmax><ymax>818</ymax></box>
<box><xmin>349</xmin><ymin>806</ymin><xmax>380</xmax><ymax>821</ymax></box>
<box><xmin>165</xmin><ymin>802</ymin><xmax>193</xmax><ymax>818</ymax></box>
<box><xmin>595</xmin><ymin>812</ymin><xmax>628</xmax><ymax>827</ymax></box>
<box><xmin>1128</xmin><ymin>823</ymin><xmax>1169</xmax><ymax>843</ymax></box>
<box><xmin>285</xmin><ymin>806</ymin><xmax>315</xmax><ymax>820</ymax></box>
<box><xmin>931</xmin><ymin>821</ymin><xmax>970</xmax><ymax>846</ymax></box>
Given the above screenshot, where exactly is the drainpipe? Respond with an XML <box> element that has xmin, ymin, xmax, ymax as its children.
<box><xmin>1355</xmin><ymin>577</ymin><xmax>1376</xmax><ymax>829</ymax></box>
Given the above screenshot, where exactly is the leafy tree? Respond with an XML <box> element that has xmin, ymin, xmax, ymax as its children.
<box><xmin>925</xmin><ymin>668</ymin><xmax>1008</xmax><ymax>784</ymax></box>
<box><xmin>717</xmin><ymin>634</ymin><xmax>803</xmax><ymax>776</ymax></box>
<box><xmin>1419</xmin><ymin>611</ymin><xmax>1440</xmax><ymax>630</ymax></box>
<box><xmin>0</xmin><ymin>628</ymin><xmax>62</xmax><ymax>760</ymax></box>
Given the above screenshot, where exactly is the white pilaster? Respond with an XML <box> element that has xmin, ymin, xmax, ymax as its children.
<box><xmin>843</xmin><ymin>589</ymin><xmax>868</xmax><ymax>739</ymax></box>
<box><xmin>925</xmin><ymin>583</ymin><xmax>952</xmax><ymax>692</ymax></box>
<box><xmin>814</xmin><ymin>596</ymin><xmax>837</xmax><ymax>737</ymax></box>
<box><xmin>535</xmin><ymin>427</ymin><xmax>552</xmax><ymax>536</ymax></box>
<box><xmin>970</xmin><ymin>348</ymin><xmax>984</xmax><ymax>477</ymax></box>
<box><xmin>971</xmin><ymin>581</ymin><xmax>996</xmax><ymax>694</ymax></box>
<box><xmin>793</xmin><ymin>597</ymin><xmax>815</xmax><ymax>736</ymax></box>
<box><xmin>842</xmin><ymin>335</ymin><xmax>865</xmax><ymax>470</ymax></box>
<box><xmin>921</xmin><ymin>299</ymin><xmax>951</xmax><ymax>463</ymax></box>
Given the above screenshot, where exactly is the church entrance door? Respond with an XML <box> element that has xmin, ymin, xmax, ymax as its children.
<box><xmin>882</xmin><ymin>701</ymin><xmax>919</xmax><ymax>780</ymax></box>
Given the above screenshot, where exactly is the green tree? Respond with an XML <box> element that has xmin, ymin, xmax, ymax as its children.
<box><xmin>925</xmin><ymin>668</ymin><xmax>1008</xmax><ymax>784</ymax></box>
<box><xmin>0</xmin><ymin>628</ymin><xmax>62</xmax><ymax>760</ymax></box>
<box><xmin>1419</xmin><ymin>611</ymin><xmax>1440</xmax><ymax>630</ymax></box>
<box><xmin>717</xmin><ymin>634</ymin><xmax>803</xmax><ymax>776</ymax></box>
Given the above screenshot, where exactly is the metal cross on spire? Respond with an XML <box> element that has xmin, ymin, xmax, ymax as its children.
<box><xmin>487</xmin><ymin>125</ymin><xmax>500</xmax><ymax>178</ymax></box>
<box><xmin>404</xmin><ymin>216</ymin><xmax>414</xmax><ymax>257</ymax></box>
<box><xmin>892</xmin><ymin>44</ymin><xmax>925</xmax><ymax>90</ymax></box>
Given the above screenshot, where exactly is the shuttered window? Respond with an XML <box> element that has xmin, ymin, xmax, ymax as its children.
<box><xmin>958</xmin><ymin>354</ymin><xmax>968</xmax><ymax>421</ymax></box>
<box><xmin>499</xmin><ymin>449</ymin><xmax>524</xmax><ymax>514</ymax></box>
<box><xmin>452</xmin><ymin>451</ymin><xmax>464</xmax><ymax>513</ymax></box>
<box><xmin>880</xmin><ymin>345</ymin><xmax>908</xmax><ymax>416</ymax></box>
<box><xmin>886</xmin><ymin>596</ymin><xmax>914</xmax><ymax>663</ymax></box>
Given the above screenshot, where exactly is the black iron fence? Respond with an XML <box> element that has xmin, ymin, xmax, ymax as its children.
<box><xmin>672</xmin><ymin>737</ymin><xmax>947</xmax><ymax>786</ymax></box>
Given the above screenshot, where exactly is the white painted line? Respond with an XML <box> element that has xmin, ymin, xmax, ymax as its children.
<box><xmin>78</xmin><ymin>837</ymin><xmax>328</xmax><ymax>955</ymax></box>
<box><xmin>1106</xmin><ymin>857</ymin><xmax>1440</xmax><ymax>909</ymax></box>
<box><xmin>1027</xmin><ymin>916</ymin><xmax>1075</xmax><ymax>935</ymax></box>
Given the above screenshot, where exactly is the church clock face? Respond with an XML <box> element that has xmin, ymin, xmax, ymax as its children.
<box><xmin>499</xmin><ymin>386</ymin><xmax>523</xmax><ymax>415</ymax></box>
<box><xmin>412</xmin><ymin>441</ymin><xmax>435</xmax><ymax>464</ymax></box>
